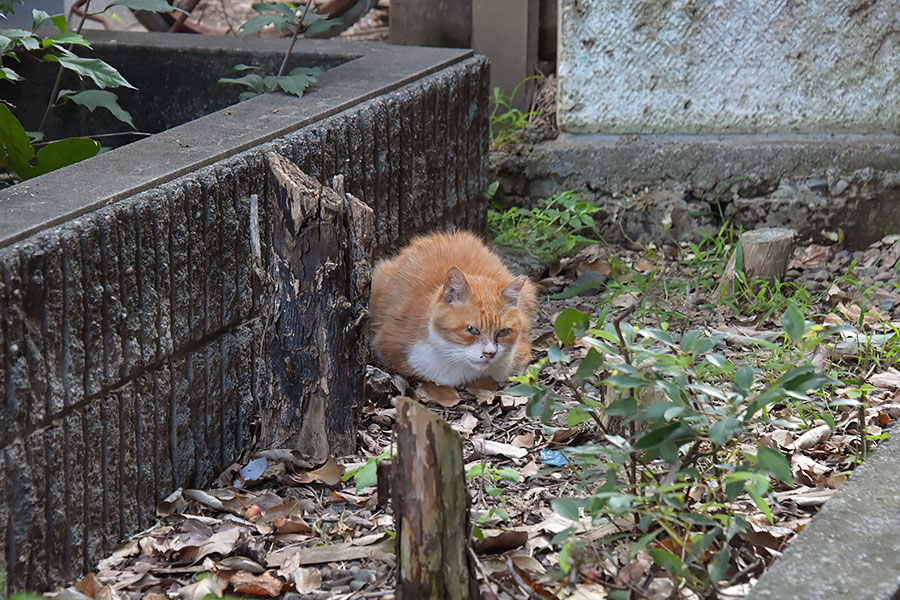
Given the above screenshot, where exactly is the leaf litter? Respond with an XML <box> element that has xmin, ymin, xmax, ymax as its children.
<box><xmin>48</xmin><ymin>233</ymin><xmax>899</xmax><ymax>600</ymax></box>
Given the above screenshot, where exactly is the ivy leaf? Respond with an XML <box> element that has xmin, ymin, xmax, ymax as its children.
<box><xmin>239</xmin><ymin>12</ymin><xmax>291</xmax><ymax>36</ymax></box>
<box><xmin>102</xmin><ymin>0</ymin><xmax>190</xmax><ymax>14</ymax></box>
<box><xmin>46</xmin><ymin>32</ymin><xmax>90</xmax><ymax>47</ymax></box>
<box><xmin>551</xmin><ymin>497</ymin><xmax>580</xmax><ymax>521</ymax></box>
<box><xmin>218</xmin><ymin>72</ymin><xmax>266</xmax><ymax>96</ymax></box>
<box><xmin>554</xmin><ymin>308</ymin><xmax>590</xmax><ymax>344</ymax></box>
<box><xmin>649</xmin><ymin>547</ymin><xmax>685</xmax><ymax>576</ymax></box>
<box><xmin>59</xmin><ymin>89</ymin><xmax>134</xmax><ymax>128</ymax></box>
<box><xmin>756</xmin><ymin>444</ymin><xmax>793</xmax><ymax>485</ymax></box>
<box><xmin>269</xmin><ymin>66</ymin><xmax>324</xmax><ymax>97</ymax></box>
<box><xmin>46</xmin><ymin>55</ymin><xmax>135</xmax><ymax>89</ymax></box>
<box><xmin>783</xmin><ymin>304</ymin><xmax>804</xmax><ymax>343</ymax></box>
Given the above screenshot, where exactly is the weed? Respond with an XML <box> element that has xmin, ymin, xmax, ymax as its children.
<box><xmin>488</xmin><ymin>190</ymin><xmax>603</xmax><ymax>265</ymax></box>
<box><xmin>489</xmin><ymin>76</ymin><xmax>540</xmax><ymax>147</ymax></box>
<box><xmin>218</xmin><ymin>1</ymin><xmax>336</xmax><ymax>100</ymax></box>
<box><xmin>508</xmin><ymin>304</ymin><xmax>839</xmax><ymax>595</ymax></box>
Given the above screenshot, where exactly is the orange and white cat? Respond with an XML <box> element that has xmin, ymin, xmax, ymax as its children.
<box><xmin>370</xmin><ymin>231</ymin><xmax>535</xmax><ymax>388</ymax></box>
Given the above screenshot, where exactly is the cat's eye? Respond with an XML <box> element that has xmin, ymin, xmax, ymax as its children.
<box><xmin>466</xmin><ymin>325</ymin><xmax>480</xmax><ymax>336</ymax></box>
<box><xmin>496</xmin><ymin>328</ymin><xmax>511</xmax><ymax>338</ymax></box>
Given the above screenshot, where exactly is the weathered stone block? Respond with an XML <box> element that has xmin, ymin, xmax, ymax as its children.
<box><xmin>558</xmin><ymin>0</ymin><xmax>900</xmax><ymax>134</ymax></box>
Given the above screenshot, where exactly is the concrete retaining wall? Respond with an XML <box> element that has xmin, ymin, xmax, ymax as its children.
<box><xmin>0</xmin><ymin>33</ymin><xmax>489</xmax><ymax>592</ymax></box>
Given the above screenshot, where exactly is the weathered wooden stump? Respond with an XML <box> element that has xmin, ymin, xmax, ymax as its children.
<box><xmin>393</xmin><ymin>397</ymin><xmax>480</xmax><ymax>600</ymax></box>
<box><xmin>261</xmin><ymin>153</ymin><xmax>374</xmax><ymax>461</ymax></box>
<box><xmin>714</xmin><ymin>227</ymin><xmax>796</xmax><ymax>299</ymax></box>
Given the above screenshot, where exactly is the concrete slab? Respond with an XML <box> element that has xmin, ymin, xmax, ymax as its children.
<box><xmin>747</xmin><ymin>431</ymin><xmax>900</xmax><ymax>600</ymax></box>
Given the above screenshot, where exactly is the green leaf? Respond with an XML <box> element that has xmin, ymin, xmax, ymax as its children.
<box><xmin>354</xmin><ymin>460</ymin><xmax>377</xmax><ymax>491</ymax></box>
<box><xmin>747</xmin><ymin>485</ymin><xmax>774</xmax><ymax>523</ymax></box>
<box><xmin>605</xmin><ymin>396</ymin><xmax>638</xmax><ymax>417</ymax></box>
<box><xmin>554</xmin><ymin>308</ymin><xmax>590</xmax><ymax>344</ymax></box>
<box><xmin>756</xmin><ymin>444</ymin><xmax>793</xmax><ymax>485</ymax></box>
<box><xmin>252</xmin><ymin>2</ymin><xmax>297</xmax><ymax>18</ymax></box>
<box><xmin>603</xmin><ymin>373</ymin><xmax>646</xmax><ymax>389</ymax></box>
<box><xmin>548</xmin><ymin>279</ymin><xmax>605</xmax><ymax>299</ymax></box>
<box><xmin>628</xmin><ymin>529</ymin><xmax>661</xmax><ymax>559</ymax></box>
<box><xmin>103</xmin><ymin>0</ymin><xmax>190</xmax><ymax>14</ymax></box>
<box><xmin>551</xmin><ymin>497</ymin><xmax>580</xmax><ymax>521</ymax></box>
<box><xmin>497</xmin><ymin>468</ymin><xmax>519</xmax><ymax>482</ymax></box>
<box><xmin>734</xmin><ymin>364</ymin><xmax>755</xmax><ymax>394</ymax></box>
<box><xmin>567</xmin><ymin>409</ymin><xmax>592</xmax><ymax>427</ymax></box>
<box><xmin>637</xmin><ymin>327</ymin><xmax>675</xmax><ymax>346</ymax></box>
<box><xmin>30</xmin><ymin>136</ymin><xmax>100</xmax><ymax>177</ymax></box>
<box><xmin>573</xmin><ymin>348</ymin><xmax>603</xmax><ymax>383</ymax></box>
<box><xmin>218</xmin><ymin>72</ymin><xmax>266</xmax><ymax>94</ymax></box>
<box><xmin>709</xmin><ymin>416</ymin><xmax>743</xmax><ymax>446</ymax></box>
<box><xmin>48</xmin><ymin>31</ymin><xmax>89</xmax><ymax>46</ymax></box>
<box><xmin>60</xmin><ymin>89</ymin><xmax>134</xmax><ymax>128</ymax></box>
<box><xmin>239</xmin><ymin>12</ymin><xmax>291</xmax><ymax>35</ymax></box>
<box><xmin>0</xmin><ymin>102</ymin><xmax>37</xmax><ymax>178</ymax></box>
<box><xmin>269</xmin><ymin>66</ymin><xmax>324</xmax><ymax>97</ymax></box>
<box><xmin>0</xmin><ymin>66</ymin><xmax>21</xmax><ymax>82</ymax></box>
<box><xmin>484</xmin><ymin>180</ymin><xmax>499</xmax><ymax>200</ymax></box>
<box><xmin>303</xmin><ymin>15</ymin><xmax>341</xmax><ymax>35</ymax></box>
<box><xmin>707</xmin><ymin>548</ymin><xmax>730</xmax><ymax>585</ymax></box>
<box><xmin>649</xmin><ymin>547</ymin><xmax>684</xmax><ymax>575</ymax></box>
<box><xmin>783</xmin><ymin>303</ymin><xmax>804</xmax><ymax>343</ymax></box>
<box><xmin>547</xmin><ymin>344</ymin><xmax>569</xmax><ymax>364</ymax></box>
<box><xmin>32</xmin><ymin>9</ymin><xmax>64</xmax><ymax>31</ymax></box>
<box><xmin>47</xmin><ymin>55</ymin><xmax>135</xmax><ymax>89</ymax></box>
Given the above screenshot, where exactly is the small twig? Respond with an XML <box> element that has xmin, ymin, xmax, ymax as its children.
<box><xmin>468</xmin><ymin>546</ymin><xmax>521</xmax><ymax>600</ymax></box>
<box><xmin>39</xmin><ymin>0</ymin><xmax>93</xmax><ymax>133</ymax></box>
<box><xmin>33</xmin><ymin>131</ymin><xmax>154</xmax><ymax>146</ymax></box>
<box><xmin>277</xmin><ymin>0</ymin><xmax>313</xmax><ymax>77</ymax></box>
<box><xmin>217</xmin><ymin>0</ymin><xmax>238</xmax><ymax>34</ymax></box>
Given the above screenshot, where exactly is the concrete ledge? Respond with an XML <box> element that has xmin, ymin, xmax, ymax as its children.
<box><xmin>492</xmin><ymin>133</ymin><xmax>900</xmax><ymax>247</ymax></box>
<box><xmin>747</xmin><ymin>431</ymin><xmax>900</xmax><ymax>600</ymax></box>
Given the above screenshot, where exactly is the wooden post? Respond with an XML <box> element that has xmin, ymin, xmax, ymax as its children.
<box><xmin>715</xmin><ymin>227</ymin><xmax>796</xmax><ymax>300</ymax></box>
<box><xmin>390</xmin><ymin>0</ymin><xmax>472</xmax><ymax>48</ymax></box>
<box><xmin>393</xmin><ymin>397</ymin><xmax>480</xmax><ymax>600</ymax></box>
<box><xmin>261</xmin><ymin>152</ymin><xmax>374</xmax><ymax>461</ymax></box>
<box><xmin>472</xmin><ymin>0</ymin><xmax>540</xmax><ymax>111</ymax></box>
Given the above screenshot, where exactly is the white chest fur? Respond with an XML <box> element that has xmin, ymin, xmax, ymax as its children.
<box><xmin>407</xmin><ymin>324</ymin><xmax>518</xmax><ymax>387</ymax></box>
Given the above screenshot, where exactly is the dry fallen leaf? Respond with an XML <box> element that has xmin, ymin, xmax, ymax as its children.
<box><xmin>419</xmin><ymin>382</ymin><xmax>462</xmax><ymax>407</ymax></box>
<box><xmin>787</xmin><ymin>424</ymin><xmax>832</xmax><ymax>450</ymax></box>
<box><xmin>296</xmin><ymin>456</ymin><xmax>345</xmax><ymax>487</ymax></box>
<box><xmin>513</xmin><ymin>432</ymin><xmax>535</xmax><ymax>448</ymax></box>
<box><xmin>290</xmin><ymin>567</ymin><xmax>323</xmax><ymax>593</ymax></box>
<box><xmin>453</xmin><ymin>412</ymin><xmax>480</xmax><ymax>435</ymax></box>
<box><xmin>195</xmin><ymin>527</ymin><xmax>241</xmax><ymax>561</ymax></box>
<box><xmin>870</xmin><ymin>369</ymin><xmax>900</xmax><ymax>390</ymax></box>
<box><xmin>225</xmin><ymin>570</ymin><xmax>283</xmax><ymax>597</ymax></box>
<box><xmin>179</xmin><ymin>573</ymin><xmax>228</xmax><ymax>600</ymax></box>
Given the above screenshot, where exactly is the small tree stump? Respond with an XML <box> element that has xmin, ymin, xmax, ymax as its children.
<box><xmin>714</xmin><ymin>227</ymin><xmax>796</xmax><ymax>300</ymax></box>
<box><xmin>261</xmin><ymin>153</ymin><xmax>374</xmax><ymax>461</ymax></box>
<box><xmin>393</xmin><ymin>397</ymin><xmax>480</xmax><ymax>600</ymax></box>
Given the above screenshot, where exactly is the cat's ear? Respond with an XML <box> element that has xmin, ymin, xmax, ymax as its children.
<box><xmin>442</xmin><ymin>267</ymin><xmax>471</xmax><ymax>303</ymax></box>
<box><xmin>502</xmin><ymin>275</ymin><xmax>527</xmax><ymax>304</ymax></box>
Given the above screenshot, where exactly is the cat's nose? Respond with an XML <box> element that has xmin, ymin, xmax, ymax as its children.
<box><xmin>482</xmin><ymin>345</ymin><xmax>497</xmax><ymax>359</ymax></box>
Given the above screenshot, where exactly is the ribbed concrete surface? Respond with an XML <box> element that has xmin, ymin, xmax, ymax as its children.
<box><xmin>0</xmin><ymin>40</ymin><xmax>488</xmax><ymax>592</ymax></box>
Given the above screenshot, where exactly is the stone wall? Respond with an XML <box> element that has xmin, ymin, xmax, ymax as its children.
<box><xmin>0</xmin><ymin>53</ymin><xmax>489</xmax><ymax>593</ymax></box>
<box><xmin>557</xmin><ymin>0</ymin><xmax>900</xmax><ymax>134</ymax></box>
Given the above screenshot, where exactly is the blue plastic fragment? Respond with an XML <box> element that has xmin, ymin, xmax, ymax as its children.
<box><xmin>540</xmin><ymin>449</ymin><xmax>571</xmax><ymax>466</ymax></box>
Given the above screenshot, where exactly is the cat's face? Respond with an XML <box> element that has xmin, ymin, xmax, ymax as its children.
<box><xmin>429</xmin><ymin>267</ymin><xmax>528</xmax><ymax>371</ymax></box>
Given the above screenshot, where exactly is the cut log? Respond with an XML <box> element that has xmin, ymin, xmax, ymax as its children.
<box><xmin>714</xmin><ymin>227</ymin><xmax>796</xmax><ymax>300</ymax></box>
<box><xmin>392</xmin><ymin>397</ymin><xmax>480</xmax><ymax>600</ymax></box>
<box><xmin>261</xmin><ymin>152</ymin><xmax>374</xmax><ymax>462</ymax></box>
